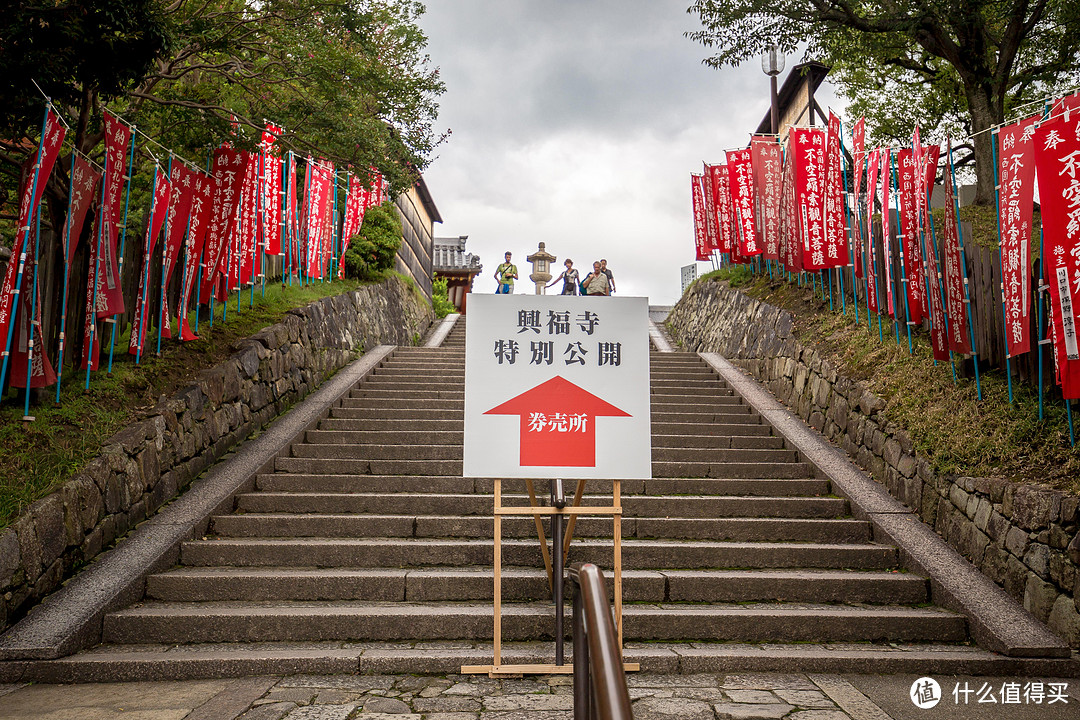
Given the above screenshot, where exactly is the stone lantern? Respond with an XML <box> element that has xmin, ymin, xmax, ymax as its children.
<box><xmin>527</xmin><ymin>242</ymin><xmax>557</xmax><ymax>295</ymax></box>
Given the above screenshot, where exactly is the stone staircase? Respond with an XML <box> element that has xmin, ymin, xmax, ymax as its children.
<box><xmin>12</xmin><ymin>316</ymin><xmax>1068</xmax><ymax>680</ymax></box>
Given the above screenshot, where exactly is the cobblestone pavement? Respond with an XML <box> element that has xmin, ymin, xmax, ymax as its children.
<box><xmin>0</xmin><ymin>672</ymin><xmax>1076</xmax><ymax>719</ymax></box>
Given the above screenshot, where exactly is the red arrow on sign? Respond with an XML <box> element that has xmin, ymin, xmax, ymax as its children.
<box><xmin>484</xmin><ymin>375</ymin><xmax>631</xmax><ymax>467</ymax></box>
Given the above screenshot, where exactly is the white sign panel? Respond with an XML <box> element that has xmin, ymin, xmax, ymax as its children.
<box><xmin>464</xmin><ymin>294</ymin><xmax>651</xmax><ymax>479</ymax></box>
<box><xmin>681</xmin><ymin>263</ymin><xmax>698</xmax><ymax>294</ymax></box>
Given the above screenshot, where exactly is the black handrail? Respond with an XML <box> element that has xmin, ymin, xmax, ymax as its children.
<box><xmin>568</xmin><ymin>562</ymin><xmax>633</xmax><ymax>720</ymax></box>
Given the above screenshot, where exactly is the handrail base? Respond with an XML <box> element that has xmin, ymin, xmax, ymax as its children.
<box><xmin>461</xmin><ymin>663</ymin><xmax>639</xmax><ymax>677</ymax></box>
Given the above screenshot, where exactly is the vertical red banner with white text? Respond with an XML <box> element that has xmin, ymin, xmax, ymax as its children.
<box><xmin>997</xmin><ymin>116</ymin><xmax>1039</xmax><ymax>357</ymax></box>
<box><xmin>1033</xmin><ymin>114</ymin><xmax>1080</xmax><ymax>398</ymax></box>
<box><xmin>791</xmin><ymin>127</ymin><xmax>827</xmax><ymax>270</ymax></box>
<box><xmin>942</xmin><ymin>141</ymin><xmax>972</xmax><ymax>354</ymax></box>
<box><xmin>896</xmin><ymin>149</ymin><xmax>925</xmax><ymax>324</ymax></box>
<box><xmin>824</xmin><ymin>113</ymin><xmax>849</xmax><ymax>268</ymax></box>
<box><xmin>691</xmin><ymin>173</ymin><xmax>709</xmax><ymax>261</ymax></box>
<box><xmin>726</xmin><ymin>148</ymin><xmax>760</xmax><ymax>257</ymax></box>
<box><xmin>751</xmin><ymin>136</ymin><xmax>782</xmax><ymax>260</ymax></box>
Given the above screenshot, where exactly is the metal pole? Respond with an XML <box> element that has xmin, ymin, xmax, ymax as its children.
<box><xmin>949</xmin><ymin>142</ymin><xmax>983</xmax><ymax>400</ymax></box>
<box><xmin>55</xmin><ymin>152</ymin><xmax>78</xmax><ymax>404</ymax></box>
<box><xmin>135</xmin><ymin>165</ymin><xmax>163</xmax><ymax>365</ymax></box>
<box><xmin>552</xmin><ymin>477</ymin><xmax>565</xmax><ymax>666</ymax></box>
<box><xmin>107</xmin><ymin>129</ymin><xmax>138</xmax><ymax>375</ymax></box>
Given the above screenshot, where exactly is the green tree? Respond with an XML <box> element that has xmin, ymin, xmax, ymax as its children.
<box><xmin>687</xmin><ymin>0</ymin><xmax>1080</xmax><ymax>204</ymax></box>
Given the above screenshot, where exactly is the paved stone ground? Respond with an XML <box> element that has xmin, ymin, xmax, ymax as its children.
<box><xmin>0</xmin><ymin>672</ymin><xmax>1076</xmax><ymax>720</ymax></box>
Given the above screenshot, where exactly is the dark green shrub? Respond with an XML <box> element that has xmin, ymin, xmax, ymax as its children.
<box><xmin>343</xmin><ymin>202</ymin><xmax>403</xmax><ymax>280</ymax></box>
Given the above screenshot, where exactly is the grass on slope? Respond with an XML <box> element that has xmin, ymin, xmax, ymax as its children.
<box><xmin>692</xmin><ymin>266</ymin><xmax>1080</xmax><ymax>496</ymax></box>
<box><xmin>0</xmin><ymin>277</ymin><xmax>375</xmax><ymax>530</ymax></box>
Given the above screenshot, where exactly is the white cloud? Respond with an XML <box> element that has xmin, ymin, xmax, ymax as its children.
<box><xmin>419</xmin><ymin>1</ymin><xmax>842</xmax><ymax>305</ymax></box>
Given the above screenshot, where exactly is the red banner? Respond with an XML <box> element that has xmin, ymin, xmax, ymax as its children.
<box><xmin>852</xmin><ymin>118</ymin><xmax>867</xmax><ymax>279</ymax></box>
<box><xmin>9</xmin><ymin>222</ymin><xmax>57</xmax><ymax>388</ymax></box>
<box><xmin>1052</xmin><ymin>91</ymin><xmax>1080</xmax><ymax>123</ymax></box>
<box><xmin>691</xmin><ymin>173</ymin><xmax>709</xmax><ymax>261</ymax></box>
<box><xmin>942</xmin><ymin>141</ymin><xmax>972</xmax><ymax>354</ymax></box>
<box><xmin>285</xmin><ymin>155</ymin><xmax>300</xmax><ymax>272</ymax></box>
<box><xmin>752</xmin><ymin>136</ymin><xmax>782</xmax><ymax>260</ymax></box>
<box><xmin>865</xmin><ymin>149</ymin><xmax>881</xmax><ymax>313</ymax></box>
<box><xmin>129</xmin><ymin>169</ymin><xmax>172</xmax><ymax>356</ymax></box>
<box><xmin>896</xmin><ymin>149</ymin><xmax>925</xmax><ymax>324</ymax></box>
<box><xmin>708</xmin><ymin>164</ymin><xmax>733</xmax><ymax>254</ymax></box>
<box><xmin>824</xmin><ymin>113</ymin><xmax>849</xmax><ymax>269</ymax></box>
<box><xmin>159</xmin><ymin>163</ymin><xmax>197</xmax><ymax>339</ymax></box>
<box><xmin>0</xmin><ymin>107</ymin><xmax>64</xmax><ymax>371</ymax></box>
<box><xmin>701</xmin><ymin>162</ymin><xmax>720</xmax><ymax>255</ymax></box>
<box><xmin>726</xmin><ymin>148</ymin><xmax>760</xmax><ymax>256</ymax></box>
<box><xmin>1033</xmin><ymin>114</ymin><xmax>1080</xmax><ymax>398</ymax></box>
<box><xmin>230</xmin><ymin>152</ymin><xmax>260</xmax><ymax>290</ymax></box>
<box><xmin>341</xmin><ymin>173</ymin><xmax>367</xmax><ymax>254</ymax></box>
<box><xmin>94</xmin><ymin>112</ymin><xmax>132</xmax><ymax>319</ymax></box>
<box><xmin>790</xmin><ymin>127</ymin><xmax>827</xmax><ymax>269</ymax></box>
<box><xmin>303</xmin><ymin>161</ymin><xmax>335</xmax><ymax>279</ymax></box>
<box><xmin>63</xmin><ymin>156</ymin><xmax>102</xmax><ymax>273</ymax></box>
<box><xmin>997</xmin><ymin>115</ymin><xmax>1039</xmax><ymax>357</ymax></box>
<box><xmin>780</xmin><ymin>134</ymin><xmax>801</xmax><ymax>272</ymax></box>
<box><xmin>179</xmin><ymin>170</ymin><xmax>215</xmax><ymax>341</ymax></box>
<box><xmin>879</xmin><ymin>148</ymin><xmax>897</xmax><ymax>316</ymax></box>
<box><xmin>201</xmin><ymin>148</ymin><xmax>249</xmax><ymax>301</ymax></box>
<box><xmin>260</xmin><ymin>153</ymin><xmax>283</xmax><ymax>256</ymax></box>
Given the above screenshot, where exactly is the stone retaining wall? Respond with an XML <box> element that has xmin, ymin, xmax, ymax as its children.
<box><xmin>667</xmin><ymin>278</ymin><xmax>1080</xmax><ymax>646</ymax></box>
<box><xmin>0</xmin><ymin>278</ymin><xmax>432</xmax><ymax>631</ymax></box>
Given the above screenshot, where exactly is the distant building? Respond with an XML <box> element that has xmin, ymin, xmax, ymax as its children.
<box><xmin>393</xmin><ymin>174</ymin><xmax>442</xmax><ymax>301</ymax></box>
<box><xmin>433</xmin><ymin>235</ymin><xmax>482</xmax><ymax>313</ymax></box>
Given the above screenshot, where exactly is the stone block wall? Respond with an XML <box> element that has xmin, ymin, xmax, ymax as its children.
<box><xmin>667</xmin><ymin>278</ymin><xmax>1080</xmax><ymax>646</ymax></box>
<box><xmin>0</xmin><ymin>278</ymin><xmax>432</xmax><ymax>631</ymax></box>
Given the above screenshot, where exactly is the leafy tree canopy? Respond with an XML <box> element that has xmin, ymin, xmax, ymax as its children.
<box><xmin>687</xmin><ymin>0</ymin><xmax>1080</xmax><ymax>203</ymax></box>
<box><xmin>1</xmin><ymin>0</ymin><xmax>445</xmax><ymax>220</ymax></box>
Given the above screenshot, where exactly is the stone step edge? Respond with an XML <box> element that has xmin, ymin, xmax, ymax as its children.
<box><xmin>2</xmin><ymin>643</ymin><xmax>1076</xmax><ymax>683</ymax></box>
<box><xmin>700</xmin><ymin>352</ymin><xmax>1073</xmax><ymax>660</ymax></box>
<box><xmin>0</xmin><ymin>345</ymin><xmax>399</xmax><ymax>663</ymax></box>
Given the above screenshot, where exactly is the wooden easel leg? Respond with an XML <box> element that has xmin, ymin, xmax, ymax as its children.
<box><xmin>494</xmin><ymin>478</ymin><xmax>502</xmax><ymax>667</ymax></box>
<box><xmin>614</xmin><ymin>478</ymin><xmax>623</xmax><ymax>650</ymax></box>
<box><xmin>524</xmin><ymin>477</ymin><xmax>554</xmax><ymax>590</ymax></box>
<box><xmin>562</xmin><ymin>478</ymin><xmax>588</xmax><ymax>561</ymax></box>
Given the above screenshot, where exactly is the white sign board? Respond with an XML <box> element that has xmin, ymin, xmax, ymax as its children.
<box><xmin>681</xmin><ymin>264</ymin><xmax>698</xmax><ymax>295</ymax></box>
<box><xmin>464</xmin><ymin>294</ymin><xmax>651</xmax><ymax>479</ymax></box>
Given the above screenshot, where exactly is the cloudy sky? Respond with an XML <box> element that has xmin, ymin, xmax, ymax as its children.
<box><xmin>417</xmin><ymin>1</ymin><xmax>839</xmax><ymax>306</ymax></box>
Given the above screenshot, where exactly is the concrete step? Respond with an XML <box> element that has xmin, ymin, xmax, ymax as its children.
<box><xmin>211</xmin><ymin>513</ymin><xmax>866</xmax><ymax>543</ymax></box>
<box><xmin>304</xmin><ymin>429</ymin><xmax>465</xmax><ymax>445</ymax></box>
<box><xmin>147</xmin><ymin>567</ymin><xmax>918</xmax><ymax>605</ymax></box>
<box><xmin>650</xmin><ymin>409</ymin><xmax>758</xmax><ymax>423</ymax></box>
<box><xmin>651</xmin><ymin>379</ymin><xmax>727</xmax><ymax>389</ymax></box>
<box><xmin>255</xmin><ymin>474</ymin><xmax>478</xmax><ymax>494</ymax></box>
<box><xmin>651</xmin><ymin>461</ymin><xmax>814</xmax><ymax>478</ymax></box>
<box><xmin>650</xmin><ymin>447</ymin><xmax>798</xmax><ymax>463</ymax></box>
<box><xmin>651</xmin><ymin>396</ymin><xmax>744</xmax><ymax>408</ymax></box>
<box><xmin>649</xmin><ymin>370</ymin><xmax>719</xmax><ymax>380</ymax></box>
<box><xmin>319</xmin><ymin>418</ymin><xmax>463</xmax><ymax>432</ymax></box>
<box><xmin>255</xmin><ymin>474</ymin><xmax>650</xmax><ymax>496</ymax></box>
<box><xmin>651</xmin><ymin>434</ymin><xmax>785</xmax><ymax>450</ymax></box>
<box><xmin>371</xmin><ymin>369</ymin><xmax>465</xmax><ymax>380</ymax></box>
<box><xmin>650</xmin><ymin>388</ymin><xmax>735</xmax><ymax>400</ymax></box>
<box><xmin>338</xmin><ymin>397</ymin><xmax>463</xmax><ymax>410</ymax></box>
<box><xmin>328</xmin><ymin>407</ymin><xmax>462</xmax><ymax>421</ymax></box>
<box><xmin>354</xmin><ymin>380</ymin><xmax>465</xmax><ymax>392</ymax></box>
<box><xmin>179</xmin><ymin>537</ymin><xmax>898</xmax><ymax>570</ymax></box>
<box><xmin>101</xmin><ymin>601</ymin><xmax>966</xmax><ymax>644</ymax></box>
<box><xmin>21</xmin><ymin>641</ymin><xmax>1076</xmax><ymax>683</ymax></box>
<box><xmin>650</xmin><ymin>421</ymin><xmax>772</xmax><ymax>436</ymax></box>
<box><xmin>641</xmin><ymin>477</ymin><xmax>830</xmax><ymax>496</ymax></box>
<box><xmin>348</xmin><ymin>388</ymin><xmax>465</xmax><ymax>400</ymax></box>
<box><xmin>289</xmin><ymin>443</ymin><xmax>462</xmax><ymax>461</ymax></box>
<box><xmin>232</xmin><ymin>492</ymin><xmax>847</xmax><ymax>519</ymax></box>
<box><xmin>275</xmin><ymin>457</ymin><xmax>463</xmax><ymax>476</ymax></box>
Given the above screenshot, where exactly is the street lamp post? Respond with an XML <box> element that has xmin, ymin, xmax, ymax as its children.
<box><xmin>761</xmin><ymin>46</ymin><xmax>785</xmax><ymax>136</ymax></box>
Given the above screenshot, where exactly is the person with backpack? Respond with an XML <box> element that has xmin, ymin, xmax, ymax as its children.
<box><xmin>582</xmin><ymin>261</ymin><xmax>610</xmax><ymax>296</ymax></box>
<box><xmin>494</xmin><ymin>251</ymin><xmax>518</xmax><ymax>294</ymax></box>
<box><xmin>547</xmin><ymin>258</ymin><xmax>580</xmax><ymax>295</ymax></box>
